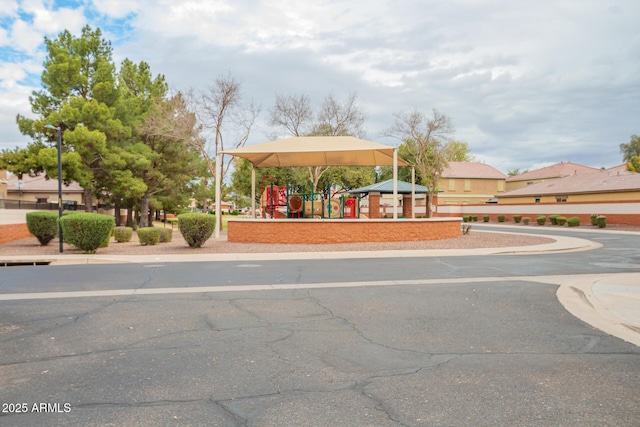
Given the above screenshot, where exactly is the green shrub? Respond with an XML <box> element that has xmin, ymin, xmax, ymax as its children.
<box><xmin>462</xmin><ymin>215</ymin><xmax>470</xmax><ymax>222</ymax></box>
<box><xmin>26</xmin><ymin>211</ymin><xmax>59</xmax><ymax>246</ymax></box>
<box><xmin>159</xmin><ymin>227</ymin><xmax>173</xmax><ymax>243</ymax></box>
<box><xmin>590</xmin><ymin>214</ymin><xmax>598</xmax><ymax>226</ymax></box>
<box><xmin>113</xmin><ymin>226</ymin><xmax>133</xmax><ymax>243</ymax></box>
<box><xmin>523</xmin><ymin>217</ymin><xmax>531</xmax><ymax>225</ymax></box>
<box><xmin>536</xmin><ymin>215</ymin><xmax>546</xmax><ymax>225</ymax></box>
<box><xmin>549</xmin><ymin>214</ymin><xmax>559</xmax><ymax>225</ymax></box>
<box><xmin>497</xmin><ymin>215</ymin><xmax>505</xmax><ymax>222</ymax></box>
<box><xmin>100</xmin><ymin>233</ymin><xmax>111</xmax><ymax>248</ymax></box>
<box><xmin>178</xmin><ymin>213</ymin><xmax>215</xmax><ymax>248</ymax></box>
<box><xmin>567</xmin><ymin>217</ymin><xmax>580</xmax><ymax>227</ymax></box>
<box><xmin>472</xmin><ymin>215</ymin><xmax>478</xmax><ymax>222</ymax></box>
<box><xmin>513</xmin><ymin>215</ymin><xmax>522</xmax><ymax>223</ymax></box>
<box><xmin>483</xmin><ymin>215</ymin><xmax>490</xmax><ymax>222</ymax></box>
<box><xmin>59</xmin><ymin>213</ymin><xmax>115</xmax><ymax>254</ymax></box>
<box><xmin>556</xmin><ymin>216</ymin><xmax>567</xmax><ymax>226</ymax></box>
<box><xmin>597</xmin><ymin>216</ymin><xmax>606</xmax><ymax>228</ymax></box>
<box><xmin>137</xmin><ymin>227</ymin><xmax>161</xmax><ymax>245</ymax></box>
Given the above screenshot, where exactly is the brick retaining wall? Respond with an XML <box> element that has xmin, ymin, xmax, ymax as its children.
<box><xmin>0</xmin><ymin>224</ymin><xmax>31</xmax><ymax>245</ymax></box>
<box><xmin>228</xmin><ymin>218</ymin><xmax>461</xmax><ymax>244</ymax></box>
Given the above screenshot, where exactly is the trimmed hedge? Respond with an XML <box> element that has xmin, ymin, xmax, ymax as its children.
<box><xmin>114</xmin><ymin>226</ymin><xmax>133</xmax><ymax>243</ymax></box>
<box><xmin>472</xmin><ymin>215</ymin><xmax>478</xmax><ymax>222</ymax></box>
<box><xmin>159</xmin><ymin>227</ymin><xmax>173</xmax><ymax>243</ymax></box>
<box><xmin>513</xmin><ymin>215</ymin><xmax>522</xmax><ymax>223</ymax></box>
<box><xmin>536</xmin><ymin>215</ymin><xmax>546</xmax><ymax>225</ymax></box>
<box><xmin>556</xmin><ymin>216</ymin><xmax>567</xmax><ymax>226</ymax></box>
<box><xmin>523</xmin><ymin>217</ymin><xmax>531</xmax><ymax>225</ymax></box>
<box><xmin>549</xmin><ymin>214</ymin><xmax>559</xmax><ymax>225</ymax></box>
<box><xmin>59</xmin><ymin>213</ymin><xmax>115</xmax><ymax>254</ymax></box>
<box><xmin>597</xmin><ymin>216</ymin><xmax>607</xmax><ymax>228</ymax></box>
<box><xmin>483</xmin><ymin>215</ymin><xmax>490</xmax><ymax>222</ymax></box>
<box><xmin>590</xmin><ymin>214</ymin><xmax>598</xmax><ymax>226</ymax></box>
<box><xmin>137</xmin><ymin>227</ymin><xmax>161</xmax><ymax>245</ymax></box>
<box><xmin>26</xmin><ymin>211</ymin><xmax>58</xmax><ymax>246</ymax></box>
<box><xmin>178</xmin><ymin>213</ymin><xmax>215</xmax><ymax>248</ymax></box>
<box><xmin>497</xmin><ymin>215</ymin><xmax>505</xmax><ymax>223</ymax></box>
<box><xmin>463</xmin><ymin>215</ymin><xmax>471</xmax><ymax>222</ymax></box>
<box><xmin>567</xmin><ymin>217</ymin><xmax>580</xmax><ymax>227</ymax></box>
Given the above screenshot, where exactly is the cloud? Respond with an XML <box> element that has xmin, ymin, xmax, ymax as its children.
<box><xmin>1</xmin><ymin>0</ymin><xmax>639</xmax><ymax>173</ymax></box>
<box><xmin>90</xmin><ymin>0</ymin><xmax>139</xmax><ymax>19</ymax></box>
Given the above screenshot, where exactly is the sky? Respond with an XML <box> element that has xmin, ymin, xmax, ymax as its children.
<box><xmin>0</xmin><ymin>0</ymin><xmax>638</xmax><ymax>174</ymax></box>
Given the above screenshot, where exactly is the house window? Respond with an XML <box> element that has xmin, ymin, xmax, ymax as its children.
<box><xmin>464</xmin><ymin>179</ymin><xmax>471</xmax><ymax>192</ymax></box>
<box><xmin>448</xmin><ymin>179</ymin><xmax>456</xmax><ymax>191</ymax></box>
<box><xmin>497</xmin><ymin>180</ymin><xmax>504</xmax><ymax>192</ymax></box>
<box><xmin>556</xmin><ymin>196</ymin><xmax>568</xmax><ymax>202</ymax></box>
<box><xmin>535</xmin><ymin>197</ymin><xmax>541</xmax><ymax>203</ymax></box>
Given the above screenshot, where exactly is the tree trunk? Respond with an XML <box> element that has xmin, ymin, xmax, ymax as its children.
<box><xmin>126</xmin><ymin>206</ymin><xmax>133</xmax><ymax>227</ymax></box>
<box><xmin>83</xmin><ymin>188</ymin><xmax>93</xmax><ymax>212</ymax></box>
<box><xmin>139</xmin><ymin>191</ymin><xmax>150</xmax><ymax>228</ymax></box>
<box><xmin>114</xmin><ymin>199</ymin><xmax>121</xmax><ymax>226</ymax></box>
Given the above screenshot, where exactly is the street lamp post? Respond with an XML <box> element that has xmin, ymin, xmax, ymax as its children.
<box><xmin>45</xmin><ymin>124</ymin><xmax>64</xmax><ymax>253</ymax></box>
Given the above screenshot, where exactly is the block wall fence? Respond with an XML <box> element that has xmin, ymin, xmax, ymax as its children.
<box><xmin>435</xmin><ymin>201</ymin><xmax>640</xmax><ymax>226</ymax></box>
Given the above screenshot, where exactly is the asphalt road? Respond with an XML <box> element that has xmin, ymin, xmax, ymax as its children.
<box><xmin>1</xmin><ymin>226</ymin><xmax>639</xmax><ymax>426</ymax></box>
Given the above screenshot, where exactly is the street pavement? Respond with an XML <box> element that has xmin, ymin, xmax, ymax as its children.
<box><xmin>0</xmin><ymin>224</ymin><xmax>638</xmax><ymax>426</ymax></box>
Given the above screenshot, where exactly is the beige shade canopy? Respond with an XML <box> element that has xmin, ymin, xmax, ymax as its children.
<box><xmin>223</xmin><ymin>136</ymin><xmax>409</xmax><ymax>167</ymax></box>
<box><xmin>214</xmin><ymin>136</ymin><xmax>411</xmax><ymax>237</ymax></box>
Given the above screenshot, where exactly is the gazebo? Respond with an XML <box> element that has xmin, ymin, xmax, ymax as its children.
<box><xmin>215</xmin><ymin>136</ymin><xmax>460</xmax><ymax>244</ymax></box>
<box><xmin>348</xmin><ymin>179</ymin><xmax>430</xmax><ymax>218</ymax></box>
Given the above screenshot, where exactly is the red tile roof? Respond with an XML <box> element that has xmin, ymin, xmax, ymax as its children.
<box><xmin>506</xmin><ymin>161</ymin><xmax>599</xmax><ymax>182</ymax></box>
<box><xmin>6</xmin><ymin>174</ymin><xmax>83</xmax><ymax>193</ymax></box>
<box><xmin>441</xmin><ymin>162</ymin><xmax>506</xmax><ymax>179</ymax></box>
<box><xmin>499</xmin><ymin>169</ymin><xmax>640</xmax><ymax>197</ymax></box>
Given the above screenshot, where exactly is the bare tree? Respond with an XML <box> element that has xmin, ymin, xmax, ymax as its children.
<box><xmin>269</xmin><ymin>94</ymin><xmax>313</xmax><ymax>137</ymax></box>
<box><xmin>268</xmin><ymin>92</ymin><xmax>366</xmax><ymax>188</ymax></box>
<box><xmin>313</xmin><ymin>93</ymin><xmax>366</xmax><ymax>138</ymax></box>
<box><xmin>196</xmin><ymin>72</ymin><xmax>259</xmax><ymax>183</ymax></box>
<box><xmin>385</xmin><ymin>108</ymin><xmax>454</xmax><ymax>217</ymax></box>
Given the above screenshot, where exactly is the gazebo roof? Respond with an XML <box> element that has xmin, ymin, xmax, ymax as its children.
<box><xmin>348</xmin><ymin>179</ymin><xmax>429</xmax><ymax>195</ymax></box>
<box><xmin>223</xmin><ymin>136</ymin><xmax>409</xmax><ymax>168</ymax></box>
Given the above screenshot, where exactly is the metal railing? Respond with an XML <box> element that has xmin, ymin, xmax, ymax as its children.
<box><xmin>0</xmin><ymin>199</ymin><xmax>83</xmax><ymax>211</ymax></box>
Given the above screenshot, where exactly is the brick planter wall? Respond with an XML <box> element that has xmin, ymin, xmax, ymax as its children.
<box><xmin>228</xmin><ymin>218</ymin><xmax>461</xmax><ymax>244</ymax></box>
<box><xmin>0</xmin><ymin>224</ymin><xmax>31</xmax><ymax>245</ymax></box>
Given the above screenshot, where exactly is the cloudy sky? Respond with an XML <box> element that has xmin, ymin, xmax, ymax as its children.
<box><xmin>0</xmin><ymin>0</ymin><xmax>638</xmax><ymax>174</ymax></box>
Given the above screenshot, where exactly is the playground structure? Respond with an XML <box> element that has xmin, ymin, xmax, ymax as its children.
<box><xmin>221</xmin><ymin>136</ymin><xmax>461</xmax><ymax>244</ymax></box>
<box><xmin>261</xmin><ymin>175</ymin><xmax>360</xmax><ymax>219</ymax></box>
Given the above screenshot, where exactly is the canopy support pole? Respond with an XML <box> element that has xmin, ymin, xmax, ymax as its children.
<box><xmin>251</xmin><ymin>166</ymin><xmax>256</xmax><ymax>218</ymax></box>
<box><xmin>214</xmin><ymin>152</ymin><xmax>222</xmax><ymax>239</ymax></box>
<box><xmin>393</xmin><ymin>148</ymin><xmax>398</xmax><ymax>219</ymax></box>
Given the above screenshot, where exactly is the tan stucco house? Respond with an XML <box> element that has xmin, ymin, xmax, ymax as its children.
<box><xmin>4</xmin><ymin>173</ymin><xmax>84</xmax><ymax>207</ymax></box>
<box><xmin>437</xmin><ymin>162</ymin><xmax>507</xmax><ymax>205</ymax></box>
<box><xmin>497</xmin><ymin>168</ymin><xmax>640</xmax><ymax>204</ymax></box>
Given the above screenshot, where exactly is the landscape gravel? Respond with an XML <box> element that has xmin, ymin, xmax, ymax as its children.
<box><xmin>0</xmin><ymin>228</ymin><xmax>555</xmax><ymax>256</ymax></box>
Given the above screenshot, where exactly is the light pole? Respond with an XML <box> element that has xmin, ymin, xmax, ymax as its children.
<box><xmin>45</xmin><ymin>124</ymin><xmax>64</xmax><ymax>253</ymax></box>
